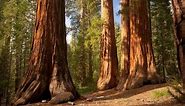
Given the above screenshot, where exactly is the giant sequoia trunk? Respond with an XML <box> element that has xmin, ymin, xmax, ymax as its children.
<box><xmin>117</xmin><ymin>0</ymin><xmax>160</xmax><ymax>90</ymax></box>
<box><xmin>117</xmin><ymin>0</ymin><xmax>130</xmax><ymax>90</ymax></box>
<box><xmin>97</xmin><ymin>0</ymin><xmax>118</xmax><ymax>90</ymax></box>
<box><xmin>172</xmin><ymin>0</ymin><xmax>185</xmax><ymax>88</ymax></box>
<box><xmin>12</xmin><ymin>0</ymin><xmax>79</xmax><ymax>105</ymax></box>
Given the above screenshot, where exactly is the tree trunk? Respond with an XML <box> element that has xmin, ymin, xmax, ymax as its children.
<box><xmin>97</xmin><ymin>0</ymin><xmax>118</xmax><ymax>90</ymax></box>
<box><xmin>78</xmin><ymin>0</ymin><xmax>87</xmax><ymax>87</ymax></box>
<box><xmin>12</xmin><ymin>0</ymin><xmax>79</xmax><ymax>105</ymax></box>
<box><xmin>172</xmin><ymin>0</ymin><xmax>185</xmax><ymax>88</ymax></box>
<box><xmin>116</xmin><ymin>0</ymin><xmax>130</xmax><ymax>90</ymax></box>
<box><xmin>118</xmin><ymin>0</ymin><xmax>160</xmax><ymax>90</ymax></box>
<box><xmin>87</xmin><ymin>44</ymin><xmax>93</xmax><ymax>82</ymax></box>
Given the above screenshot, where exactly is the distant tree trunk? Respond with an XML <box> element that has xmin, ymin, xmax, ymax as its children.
<box><xmin>0</xmin><ymin>35</ymin><xmax>11</xmax><ymax>105</ymax></box>
<box><xmin>120</xmin><ymin>0</ymin><xmax>160</xmax><ymax>90</ymax></box>
<box><xmin>12</xmin><ymin>0</ymin><xmax>79</xmax><ymax>105</ymax></box>
<box><xmin>172</xmin><ymin>0</ymin><xmax>185</xmax><ymax>88</ymax></box>
<box><xmin>5</xmin><ymin>36</ymin><xmax>12</xmax><ymax>106</ymax></box>
<box><xmin>87</xmin><ymin>44</ymin><xmax>93</xmax><ymax>82</ymax></box>
<box><xmin>97</xmin><ymin>0</ymin><xmax>118</xmax><ymax>90</ymax></box>
<box><xmin>15</xmin><ymin>52</ymin><xmax>21</xmax><ymax>92</ymax></box>
<box><xmin>78</xmin><ymin>0</ymin><xmax>87</xmax><ymax>87</ymax></box>
<box><xmin>15</xmin><ymin>38</ymin><xmax>22</xmax><ymax>92</ymax></box>
<box><xmin>116</xmin><ymin>0</ymin><xmax>130</xmax><ymax>90</ymax></box>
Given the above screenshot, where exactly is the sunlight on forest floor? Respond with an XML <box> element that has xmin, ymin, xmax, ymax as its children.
<box><xmin>72</xmin><ymin>84</ymin><xmax>183</xmax><ymax>106</ymax></box>
<box><xmin>23</xmin><ymin>84</ymin><xmax>185</xmax><ymax>106</ymax></box>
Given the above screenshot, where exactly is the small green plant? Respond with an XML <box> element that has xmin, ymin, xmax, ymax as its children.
<box><xmin>152</xmin><ymin>89</ymin><xmax>170</xmax><ymax>99</ymax></box>
<box><xmin>77</xmin><ymin>86</ymin><xmax>96</xmax><ymax>95</ymax></box>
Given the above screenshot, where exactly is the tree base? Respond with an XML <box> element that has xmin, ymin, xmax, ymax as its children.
<box><xmin>49</xmin><ymin>92</ymin><xmax>74</xmax><ymax>104</ymax></box>
<box><xmin>12</xmin><ymin>77</ymin><xmax>79</xmax><ymax>106</ymax></box>
<box><xmin>97</xmin><ymin>77</ymin><xmax>118</xmax><ymax>91</ymax></box>
<box><xmin>117</xmin><ymin>74</ymin><xmax>162</xmax><ymax>91</ymax></box>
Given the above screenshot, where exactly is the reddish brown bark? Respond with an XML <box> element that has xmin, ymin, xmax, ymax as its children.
<box><xmin>12</xmin><ymin>0</ymin><xmax>79</xmax><ymax>105</ymax></box>
<box><xmin>172</xmin><ymin>0</ymin><xmax>185</xmax><ymax>88</ymax></box>
<box><xmin>97</xmin><ymin>0</ymin><xmax>118</xmax><ymax>90</ymax></box>
<box><xmin>117</xmin><ymin>0</ymin><xmax>160</xmax><ymax>90</ymax></box>
<box><xmin>116</xmin><ymin>0</ymin><xmax>130</xmax><ymax>90</ymax></box>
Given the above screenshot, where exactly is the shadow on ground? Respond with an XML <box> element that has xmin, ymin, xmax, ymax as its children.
<box><xmin>74</xmin><ymin>83</ymin><xmax>184</xmax><ymax>106</ymax></box>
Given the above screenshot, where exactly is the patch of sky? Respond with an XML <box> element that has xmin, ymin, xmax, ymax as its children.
<box><xmin>66</xmin><ymin>0</ymin><xmax>120</xmax><ymax>44</ymax></box>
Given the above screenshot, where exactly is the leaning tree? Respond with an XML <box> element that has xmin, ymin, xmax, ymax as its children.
<box><xmin>12</xmin><ymin>0</ymin><xmax>79</xmax><ymax>105</ymax></box>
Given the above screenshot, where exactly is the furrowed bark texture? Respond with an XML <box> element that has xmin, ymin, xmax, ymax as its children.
<box><xmin>12</xmin><ymin>0</ymin><xmax>79</xmax><ymax>105</ymax></box>
<box><xmin>116</xmin><ymin>0</ymin><xmax>130</xmax><ymax>90</ymax></box>
<box><xmin>97</xmin><ymin>0</ymin><xmax>118</xmax><ymax>90</ymax></box>
<box><xmin>172</xmin><ymin>0</ymin><xmax>185</xmax><ymax>88</ymax></box>
<box><xmin>117</xmin><ymin>0</ymin><xmax>160</xmax><ymax>90</ymax></box>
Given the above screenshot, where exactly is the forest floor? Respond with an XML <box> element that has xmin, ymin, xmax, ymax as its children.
<box><xmin>71</xmin><ymin>83</ymin><xmax>184</xmax><ymax>106</ymax></box>
<box><xmin>26</xmin><ymin>84</ymin><xmax>185</xmax><ymax>106</ymax></box>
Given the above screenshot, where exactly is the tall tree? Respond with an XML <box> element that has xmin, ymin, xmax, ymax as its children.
<box><xmin>78</xmin><ymin>0</ymin><xmax>88</xmax><ymax>87</ymax></box>
<box><xmin>117</xmin><ymin>0</ymin><xmax>130</xmax><ymax>90</ymax></box>
<box><xmin>117</xmin><ymin>0</ymin><xmax>160</xmax><ymax>90</ymax></box>
<box><xmin>97</xmin><ymin>0</ymin><xmax>118</xmax><ymax>90</ymax></box>
<box><xmin>171</xmin><ymin>0</ymin><xmax>185</xmax><ymax>88</ymax></box>
<box><xmin>12</xmin><ymin>0</ymin><xmax>79</xmax><ymax>105</ymax></box>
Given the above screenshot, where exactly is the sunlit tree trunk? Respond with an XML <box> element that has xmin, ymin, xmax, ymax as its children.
<box><xmin>121</xmin><ymin>0</ymin><xmax>160</xmax><ymax>90</ymax></box>
<box><xmin>116</xmin><ymin>0</ymin><xmax>130</xmax><ymax>90</ymax></box>
<box><xmin>97</xmin><ymin>0</ymin><xmax>118</xmax><ymax>90</ymax></box>
<box><xmin>12</xmin><ymin>0</ymin><xmax>79</xmax><ymax>105</ymax></box>
<box><xmin>172</xmin><ymin>0</ymin><xmax>185</xmax><ymax>88</ymax></box>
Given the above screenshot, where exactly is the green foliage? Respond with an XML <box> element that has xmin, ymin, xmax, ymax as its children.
<box><xmin>152</xmin><ymin>89</ymin><xmax>170</xmax><ymax>99</ymax></box>
<box><xmin>67</xmin><ymin>0</ymin><xmax>101</xmax><ymax>88</ymax></box>
<box><xmin>0</xmin><ymin>0</ymin><xmax>35</xmax><ymax>102</ymax></box>
<box><xmin>77</xmin><ymin>83</ymin><xmax>96</xmax><ymax>95</ymax></box>
<box><xmin>151</xmin><ymin>0</ymin><xmax>178</xmax><ymax>80</ymax></box>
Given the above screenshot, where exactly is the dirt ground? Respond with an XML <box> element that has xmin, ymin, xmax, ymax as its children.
<box><xmin>26</xmin><ymin>84</ymin><xmax>185</xmax><ymax>106</ymax></box>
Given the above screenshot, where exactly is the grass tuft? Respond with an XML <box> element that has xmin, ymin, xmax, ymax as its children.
<box><xmin>77</xmin><ymin>85</ymin><xmax>96</xmax><ymax>95</ymax></box>
<box><xmin>152</xmin><ymin>89</ymin><xmax>170</xmax><ymax>99</ymax></box>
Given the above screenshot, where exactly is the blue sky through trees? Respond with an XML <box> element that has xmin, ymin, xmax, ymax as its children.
<box><xmin>66</xmin><ymin>0</ymin><xmax>120</xmax><ymax>43</ymax></box>
<box><xmin>114</xmin><ymin>0</ymin><xmax>121</xmax><ymax>23</ymax></box>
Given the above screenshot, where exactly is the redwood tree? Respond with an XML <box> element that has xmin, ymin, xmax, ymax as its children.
<box><xmin>172</xmin><ymin>0</ymin><xmax>185</xmax><ymax>88</ymax></box>
<box><xmin>117</xmin><ymin>0</ymin><xmax>160</xmax><ymax>90</ymax></box>
<box><xmin>12</xmin><ymin>0</ymin><xmax>79</xmax><ymax>105</ymax></box>
<box><xmin>97</xmin><ymin>0</ymin><xmax>118</xmax><ymax>90</ymax></box>
<box><xmin>117</xmin><ymin>0</ymin><xmax>130</xmax><ymax>90</ymax></box>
